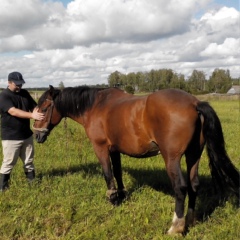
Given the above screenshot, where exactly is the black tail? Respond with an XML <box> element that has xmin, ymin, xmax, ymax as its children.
<box><xmin>196</xmin><ymin>102</ymin><xmax>239</xmax><ymax>198</ymax></box>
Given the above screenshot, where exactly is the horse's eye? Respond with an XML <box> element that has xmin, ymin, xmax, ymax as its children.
<box><xmin>42</xmin><ymin>108</ymin><xmax>47</xmax><ymax>113</ymax></box>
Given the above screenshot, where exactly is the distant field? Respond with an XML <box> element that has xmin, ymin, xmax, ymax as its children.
<box><xmin>0</xmin><ymin>98</ymin><xmax>239</xmax><ymax>239</ymax></box>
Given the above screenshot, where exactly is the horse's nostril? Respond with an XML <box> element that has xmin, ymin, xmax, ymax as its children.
<box><xmin>34</xmin><ymin>131</ymin><xmax>48</xmax><ymax>143</ymax></box>
<box><xmin>35</xmin><ymin>133</ymin><xmax>39</xmax><ymax>142</ymax></box>
<box><xmin>35</xmin><ymin>132</ymin><xmax>43</xmax><ymax>143</ymax></box>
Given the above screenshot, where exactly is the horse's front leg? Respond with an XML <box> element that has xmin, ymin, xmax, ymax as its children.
<box><xmin>93</xmin><ymin>144</ymin><xmax>119</xmax><ymax>205</ymax></box>
<box><xmin>103</xmin><ymin>161</ymin><xmax>119</xmax><ymax>205</ymax></box>
<box><xmin>110</xmin><ymin>151</ymin><xmax>127</xmax><ymax>201</ymax></box>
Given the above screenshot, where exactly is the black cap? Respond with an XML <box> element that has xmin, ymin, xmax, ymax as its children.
<box><xmin>8</xmin><ymin>72</ymin><xmax>25</xmax><ymax>85</ymax></box>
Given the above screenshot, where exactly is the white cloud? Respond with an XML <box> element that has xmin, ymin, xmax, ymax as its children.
<box><xmin>0</xmin><ymin>0</ymin><xmax>63</xmax><ymax>37</ymax></box>
<box><xmin>0</xmin><ymin>0</ymin><xmax>206</xmax><ymax>52</ymax></box>
<box><xmin>0</xmin><ymin>0</ymin><xmax>239</xmax><ymax>88</ymax></box>
<box><xmin>201</xmin><ymin>38</ymin><xmax>240</xmax><ymax>57</ymax></box>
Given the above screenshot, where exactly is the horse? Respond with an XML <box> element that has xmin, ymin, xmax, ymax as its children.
<box><xmin>33</xmin><ymin>85</ymin><xmax>239</xmax><ymax>235</ymax></box>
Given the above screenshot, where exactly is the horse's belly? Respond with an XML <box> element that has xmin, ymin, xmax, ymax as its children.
<box><xmin>130</xmin><ymin>149</ymin><xmax>160</xmax><ymax>158</ymax></box>
<box><xmin>121</xmin><ymin>141</ymin><xmax>160</xmax><ymax>158</ymax></box>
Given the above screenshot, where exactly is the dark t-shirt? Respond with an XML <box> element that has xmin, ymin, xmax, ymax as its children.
<box><xmin>0</xmin><ymin>88</ymin><xmax>37</xmax><ymax>140</ymax></box>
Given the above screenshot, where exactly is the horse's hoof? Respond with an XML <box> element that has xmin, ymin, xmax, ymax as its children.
<box><xmin>118</xmin><ymin>189</ymin><xmax>127</xmax><ymax>201</ymax></box>
<box><xmin>167</xmin><ymin>212</ymin><xmax>185</xmax><ymax>235</ymax></box>
<box><xmin>106</xmin><ymin>189</ymin><xmax>119</xmax><ymax>205</ymax></box>
<box><xmin>167</xmin><ymin>228</ymin><xmax>184</xmax><ymax>236</ymax></box>
<box><xmin>106</xmin><ymin>189</ymin><xmax>127</xmax><ymax>205</ymax></box>
<box><xmin>109</xmin><ymin>192</ymin><xmax>119</xmax><ymax>205</ymax></box>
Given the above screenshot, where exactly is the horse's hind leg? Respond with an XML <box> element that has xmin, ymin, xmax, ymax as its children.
<box><xmin>185</xmin><ymin>146</ymin><xmax>203</xmax><ymax>229</ymax></box>
<box><xmin>110</xmin><ymin>151</ymin><xmax>126</xmax><ymax>201</ymax></box>
<box><xmin>163</xmin><ymin>156</ymin><xmax>187</xmax><ymax>235</ymax></box>
<box><xmin>185</xmin><ymin>157</ymin><xmax>200</xmax><ymax>229</ymax></box>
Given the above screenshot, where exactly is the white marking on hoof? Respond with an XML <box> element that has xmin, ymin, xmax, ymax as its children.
<box><xmin>106</xmin><ymin>189</ymin><xmax>117</xmax><ymax>198</ymax></box>
<box><xmin>167</xmin><ymin>212</ymin><xmax>185</xmax><ymax>235</ymax></box>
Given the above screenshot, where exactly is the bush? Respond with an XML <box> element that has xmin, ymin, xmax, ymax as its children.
<box><xmin>124</xmin><ymin>85</ymin><xmax>135</xmax><ymax>94</ymax></box>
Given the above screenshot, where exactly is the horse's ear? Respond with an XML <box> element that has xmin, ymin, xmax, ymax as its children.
<box><xmin>48</xmin><ymin>85</ymin><xmax>55</xmax><ymax>98</ymax></box>
<box><xmin>48</xmin><ymin>85</ymin><xmax>60</xmax><ymax>99</ymax></box>
<box><xmin>49</xmin><ymin>85</ymin><xmax>54</xmax><ymax>90</ymax></box>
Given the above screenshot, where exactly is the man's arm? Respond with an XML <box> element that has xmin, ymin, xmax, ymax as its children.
<box><xmin>8</xmin><ymin>107</ymin><xmax>45</xmax><ymax>121</ymax></box>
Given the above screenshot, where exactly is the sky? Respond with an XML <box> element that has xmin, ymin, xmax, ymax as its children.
<box><xmin>0</xmin><ymin>0</ymin><xmax>239</xmax><ymax>88</ymax></box>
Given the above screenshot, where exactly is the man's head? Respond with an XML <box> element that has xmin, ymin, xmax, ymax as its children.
<box><xmin>8</xmin><ymin>71</ymin><xmax>25</xmax><ymax>92</ymax></box>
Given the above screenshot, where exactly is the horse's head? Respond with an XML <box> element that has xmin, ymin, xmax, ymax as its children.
<box><xmin>33</xmin><ymin>85</ymin><xmax>62</xmax><ymax>143</ymax></box>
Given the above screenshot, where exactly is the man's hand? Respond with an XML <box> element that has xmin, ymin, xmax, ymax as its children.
<box><xmin>31</xmin><ymin>108</ymin><xmax>45</xmax><ymax>121</ymax></box>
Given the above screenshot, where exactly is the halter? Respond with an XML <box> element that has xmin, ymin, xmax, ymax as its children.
<box><xmin>32</xmin><ymin>98</ymin><xmax>54</xmax><ymax>133</ymax></box>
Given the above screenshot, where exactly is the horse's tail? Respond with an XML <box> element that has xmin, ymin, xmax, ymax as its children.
<box><xmin>196</xmin><ymin>101</ymin><xmax>239</xmax><ymax>197</ymax></box>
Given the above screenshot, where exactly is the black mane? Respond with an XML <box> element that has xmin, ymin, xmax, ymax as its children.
<box><xmin>38</xmin><ymin>88</ymin><xmax>61</xmax><ymax>106</ymax></box>
<box><xmin>55</xmin><ymin>86</ymin><xmax>105</xmax><ymax>117</ymax></box>
<box><xmin>38</xmin><ymin>86</ymin><xmax>123</xmax><ymax>118</ymax></box>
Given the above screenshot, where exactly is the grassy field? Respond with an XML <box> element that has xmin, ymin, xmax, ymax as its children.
<box><xmin>0</xmin><ymin>99</ymin><xmax>239</xmax><ymax>240</ymax></box>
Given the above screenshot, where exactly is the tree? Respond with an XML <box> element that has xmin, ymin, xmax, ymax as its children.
<box><xmin>188</xmin><ymin>70</ymin><xmax>206</xmax><ymax>93</ymax></box>
<box><xmin>135</xmin><ymin>72</ymin><xmax>145</xmax><ymax>92</ymax></box>
<box><xmin>126</xmin><ymin>73</ymin><xmax>136</xmax><ymax>87</ymax></box>
<box><xmin>59</xmin><ymin>81</ymin><xmax>65</xmax><ymax>90</ymax></box>
<box><xmin>169</xmin><ymin>73</ymin><xmax>186</xmax><ymax>90</ymax></box>
<box><xmin>108</xmin><ymin>71</ymin><xmax>122</xmax><ymax>87</ymax></box>
<box><xmin>157</xmin><ymin>69</ymin><xmax>174</xmax><ymax>89</ymax></box>
<box><xmin>208</xmin><ymin>69</ymin><xmax>232</xmax><ymax>93</ymax></box>
<box><xmin>124</xmin><ymin>85</ymin><xmax>135</xmax><ymax>94</ymax></box>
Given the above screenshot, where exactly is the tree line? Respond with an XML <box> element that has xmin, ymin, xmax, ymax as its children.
<box><xmin>3</xmin><ymin>68</ymin><xmax>237</xmax><ymax>94</ymax></box>
<box><xmin>108</xmin><ymin>68</ymin><xmax>239</xmax><ymax>94</ymax></box>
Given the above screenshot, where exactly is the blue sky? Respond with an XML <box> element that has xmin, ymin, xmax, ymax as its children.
<box><xmin>215</xmin><ymin>0</ymin><xmax>239</xmax><ymax>9</ymax></box>
<box><xmin>0</xmin><ymin>0</ymin><xmax>239</xmax><ymax>87</ymax></box>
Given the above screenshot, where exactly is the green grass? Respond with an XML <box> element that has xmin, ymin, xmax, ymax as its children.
<box><xmin>0</xmin><ymin>100</ymin><xmax>239</xmax><ymax>239</ymax></box>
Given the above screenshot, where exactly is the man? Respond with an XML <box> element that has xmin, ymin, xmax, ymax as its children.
<box><xmin>0</xmin><ymin>71</ymin><xmax>44</xmax><ymax>191</ymax></box>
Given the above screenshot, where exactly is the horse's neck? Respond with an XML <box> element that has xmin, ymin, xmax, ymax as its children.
<box><xmin>67</xmin><ymin>114</ymin><xmax>85</xmax><ymax>126</ymax></box>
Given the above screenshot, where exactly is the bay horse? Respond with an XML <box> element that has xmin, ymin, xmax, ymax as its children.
<box><xmin>33</xmin><ymin>85</ymin><xmax>239</xmax><ymax>235</ymax></box>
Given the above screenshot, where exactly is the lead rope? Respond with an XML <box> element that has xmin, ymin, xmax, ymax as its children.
<box><xmin>63</xmin><ymin>117</ymin><xmax>72</xmax><ymax>171</ymax></box>
<box><xmin>63</xmin><ymin>117</ymin><xmax>69</xmax><ymax>151</ymax></box>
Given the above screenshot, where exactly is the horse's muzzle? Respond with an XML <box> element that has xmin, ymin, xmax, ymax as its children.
<box><xmin>35</xmin><ymin>131</ymin><xmax>48</xmax><ymax>143</ymax></box>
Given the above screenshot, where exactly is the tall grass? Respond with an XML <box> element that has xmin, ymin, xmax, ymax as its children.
<box><xmin>0</xmin><ymin>100</ymin><xmax>239</xmax><ymax>240</ymax></box>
